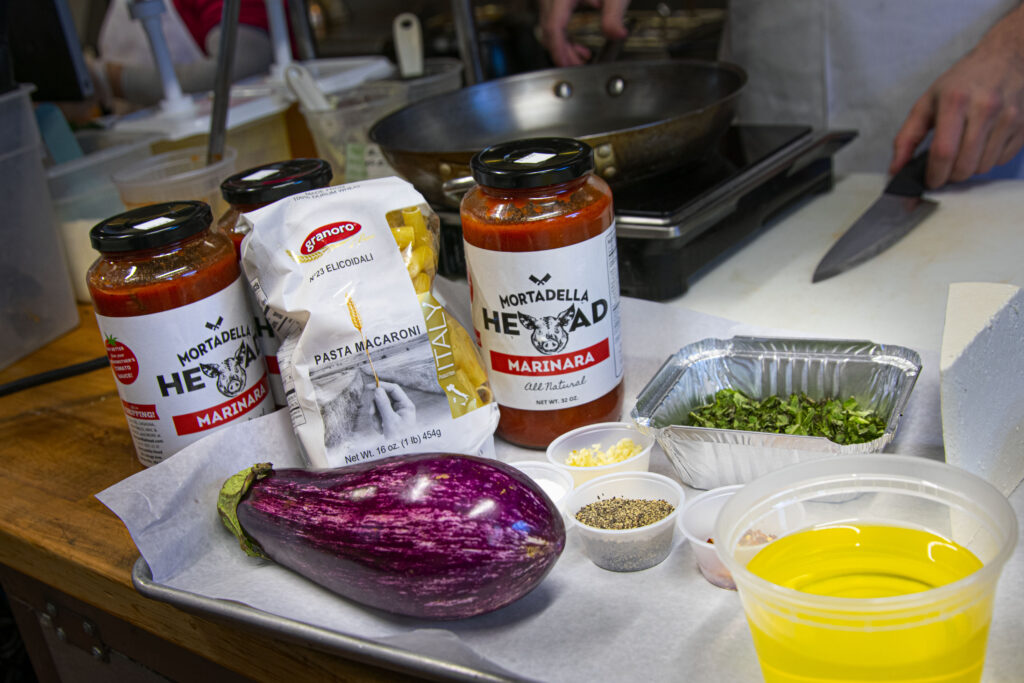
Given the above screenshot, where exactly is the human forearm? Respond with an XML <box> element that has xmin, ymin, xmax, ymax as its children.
<box><xmin>114</xmin><ymin>24</ymin><xmax>272</xmax><ymax>106</ymax></box>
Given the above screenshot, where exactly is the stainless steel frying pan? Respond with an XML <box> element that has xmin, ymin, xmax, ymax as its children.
<box><xmin>369</xmin><ymin>59</ymin><xmax>747</xmax><ymax>207</ymax></box>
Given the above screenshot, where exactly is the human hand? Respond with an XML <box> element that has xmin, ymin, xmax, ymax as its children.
<box><xmin>538</xmin><ymin>0</ymin><xmax>631</xmax><ymax>67</ymax></box>
<box><xmin>891</xmin><ymin>6</ymin><xmax>1024</xmax><ymax>188</ymax></box>
<box><xmin>374</xmin><ymin>382</ymin><xmax>417</xmax><ymax>438</ymax></box>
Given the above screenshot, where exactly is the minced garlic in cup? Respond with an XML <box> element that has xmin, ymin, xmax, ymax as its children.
<box><xmin>566</xmin><ymin>438</ymin><xmax>642</xmax><ymax>467</ymax></box>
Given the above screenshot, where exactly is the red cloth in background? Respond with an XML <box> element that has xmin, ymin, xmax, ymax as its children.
<box><xmin>173</xmin><ymin>0</ymin><xmax>270</xmax><ymax>54</ymax></box>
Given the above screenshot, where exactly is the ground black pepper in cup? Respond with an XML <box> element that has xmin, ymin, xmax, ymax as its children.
<box><xmin>575</xmin><ymin>497</ymin><xmax>675</xmax><ymax>530</ymax></box>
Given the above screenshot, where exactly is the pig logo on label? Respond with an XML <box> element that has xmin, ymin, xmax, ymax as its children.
<box><xmin>518</xmin><ymin>305</ymin><xmax>575</xmax><ymax>355</ymax></box>
<box><xmin>200</xmin><ymin>341</ymin><xmax>257</xmax><ymax>397</ymax></box>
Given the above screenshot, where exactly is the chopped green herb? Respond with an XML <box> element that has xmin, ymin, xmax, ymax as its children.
<box><xmin>687</xmin><ymin>388</ymin><xmax>887</xmax><ymax>445</ymax></box>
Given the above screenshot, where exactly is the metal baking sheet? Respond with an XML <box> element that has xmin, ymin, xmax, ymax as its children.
<box><xmin>131</xmin><ymin>557</ymin><xmax>517</xmax><ymax>682</ymax></box>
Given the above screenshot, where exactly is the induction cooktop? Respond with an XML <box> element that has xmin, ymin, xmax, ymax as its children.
<box><xmin>435</xmin><ymin>125</ymin><xmax>856</xmax><ymax>301</ymax></box>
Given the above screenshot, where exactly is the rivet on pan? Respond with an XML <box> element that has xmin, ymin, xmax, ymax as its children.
<box><xmin>604</xmin><ymin>166</ymin><xmax>618</xmax><ymax>178</ymax></box>
<box><xmin>554</xmin><ymin>81</ymin><xmax>573</xmax><ymax>98</ymax></box>
<box><xmin>596</xmin><ymin>144</ymin><xmax>613</xmax><ymax>158</ymax></box>
<box><xmin>439</xmin><ymin>163</ymin><xmax>452</xmax><ymax>177</ymax></box>
<box><xmin>606</xmin><ymin>77</ymin><xmax>626</xmax><ymax>96</ymax></box>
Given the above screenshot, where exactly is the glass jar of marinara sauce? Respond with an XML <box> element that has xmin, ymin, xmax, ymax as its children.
<box><xmin>217</xmin><ymin>158</ymin><xmax>333</xmax><ymax>407</ymax></box>
<box><xmin>216</xmin><ymin>158</ymin><xmax>334</xmax><ymax>258</ymax></box>
<box><xmin>87</xmin><ymin>201</ymin><xmax>273</xmax><ymax>467</ymax></box>
<box><xmin>460</xmin><ymin>138</ymin><xmax>624</xmax><ymax>449</ymax></box>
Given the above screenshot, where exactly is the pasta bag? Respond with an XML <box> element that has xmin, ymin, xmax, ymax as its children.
<box><xmin>240</xmin><ymin>177</ymin><xmax>498</xmax><ymax>468</ymax></box>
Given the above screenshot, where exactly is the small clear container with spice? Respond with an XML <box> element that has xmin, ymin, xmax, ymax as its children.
<box><xmin>678</xmin><ymin>484</ymin><xmax>744</xmax><ymax>589</ymax></box>
<box><xmin>545</xmin><ymin>421</ymin><xmax>654</xmax><ymax>487</ymax></box>
<box><xmin>566</xmin><ymin>471</ymin><xmax>685</xmax><ymax>572</ymax></box>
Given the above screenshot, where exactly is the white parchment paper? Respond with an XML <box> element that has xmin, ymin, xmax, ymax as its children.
<box><xmin>96</xmin><ymin>291</ymin><xmax>1024</xmax><ymax>682</ymax></box>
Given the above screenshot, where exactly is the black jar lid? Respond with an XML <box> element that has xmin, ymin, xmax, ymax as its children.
<box><xmin>90</xmin><ymin>201</ymin><xmax>213</xmax><ymax>253</ymax></box>
<box><xmin>220</xmin><ymin>158</ymin><xmax>333</xmax><ymax>205</ymax></box>
<box><xmin>470</xmin><ymin>138</ymin><xmax>594</xmax><ymax>190</ymax></box>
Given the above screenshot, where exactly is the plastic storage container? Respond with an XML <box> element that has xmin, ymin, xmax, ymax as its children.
<box><xmin>715</xmin><ymin>455</ymin><xmax>1018</xmax><ymax>683</ymax></box>
<box><xmin>289</xmin><ymin>56</ymin><xmax>394</xmax><ymax>96</ymax></box>
<box><xmin>113</xmin><ymin>92</ymin><xmax>292</xmax><ymax>176</ymax></box>
<box><xmin>0</xmin><ymin>85</ymin><xmax>78</xmax><ymax>370</ymax></box>
<box><xmin>112</xmin><ymin>146</ymin><xmax>238</xmax><ymax>218</ymax></box>
<box><xmin>510</xmin><ymin>460</ymin><xmax>575</xmax><ymax>524</ymax></box>
<box><xmin>302</xmin><ymin>58</ymin><xmax>462</xmax><ymax>184</ymax></box>
<box><xmin>678</xmin><ymin>484</ymin><xmax>743</xmax><ymax>589</ymax></box>
<box><xmin>545</xmin><ymin>421</ymin><xmax>653</xmax><ymax>487</ymax></box>
<box><xmin>566</xmin><ymin>471</ymin><xmax>685</xmax><ymax>572</ymax></box>
<box><xmin>47</xmin><ymin>130</ymin><xmax>159</xmax><ymax>302</ymax></box>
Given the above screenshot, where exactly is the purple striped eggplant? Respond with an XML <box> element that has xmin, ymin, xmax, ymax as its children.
<box><xmin>217</xmin><ymin>454</ymin><xmax>565</xmax><ymax>619</ymax></box>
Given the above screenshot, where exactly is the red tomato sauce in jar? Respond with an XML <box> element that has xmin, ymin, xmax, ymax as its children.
<box><xmin>460</xmin><ymin>138</ymin><xmax>625</xmax><ymax>449</ymax></box>
<box><xmin>215</xmin><ymin>159</ymin><xmax>333</xmax><ymax>407</ymax></box>
<box><xmin>89</xmin><ymin>231</ymin><xmax>239</xmax><ymax>316</ymax></box>
<box><xmin>87</xmin><ymin>201</ymin><xmax>273</xmax><ymax>466</ymax></box>
<box><xmin>217</xmin><ymin>158</ymin><xmax>334</xmax><ymax>259</ymax></box>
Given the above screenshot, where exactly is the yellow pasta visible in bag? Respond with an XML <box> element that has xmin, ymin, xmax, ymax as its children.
<box><xmin>386</xmin><ymin>204</ymin><xmax>492</xmax><ymax>417</ymax></box>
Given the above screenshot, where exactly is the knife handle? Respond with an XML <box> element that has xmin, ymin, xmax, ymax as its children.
<box><xmin>886</xmin><ymin>149</ymin><xmax>930</xmax><ymax>197</ymax></box>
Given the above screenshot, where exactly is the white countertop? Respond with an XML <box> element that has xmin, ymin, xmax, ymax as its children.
<box><xmin>674</xmin><ymin>172</ymin><xmax>1024</xmax><ymax>352</ymax></box>
<box><xmin>435</xmin><ymin>171</ymin><xmax>1024</xmax><ymax>682</ymax></box>
<box><xmin>106</xmin><ymin>171</ymin><xmax>1024</xmax><ymax>683</ymax></box>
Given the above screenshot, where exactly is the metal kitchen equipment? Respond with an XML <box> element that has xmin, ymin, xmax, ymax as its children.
<box><xmin>812</xmin><ymin>149</ymin><xmax>936</xmax><ymax>283</ymax></box>
<box><xmin>369</xmin><ymin>59</ymin><xmax>747</xmax><ymax>208</ymax></box>
<box><xmin>435</xmin><ymin>124</ymin><xmax>856</xmax><ymax>301</ymax></box>
<box><xmin>631</xmin><ymin>336</ymin><xmax>922</xmax><ymax>490</ymax></box>
<box><xmin>613</xmin><ymin>125</ymin><xmax>855</xmax><ymax>300</ymax></box>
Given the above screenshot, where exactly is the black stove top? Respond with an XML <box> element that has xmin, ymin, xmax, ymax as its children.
<box><xmin>614</xmin><ymin>125</ymin><xmax>815</xmax><ymax>219</ymax></box>
<box><xmin>436</xmin><ymin>124</ymin><xmax>855</xmax><ymax>301</ymax></box>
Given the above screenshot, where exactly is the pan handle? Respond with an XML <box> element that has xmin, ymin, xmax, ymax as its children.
<box><xmin>593</xmin><ymin>16</ymin><xmax>636</xmax><ymax>64</ymax></box>
<box><xmin>442</xmin><ymin>175</ymin><xmax>477</xmax><ymax>205</ymax></box>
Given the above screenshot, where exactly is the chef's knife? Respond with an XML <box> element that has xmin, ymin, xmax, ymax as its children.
<box><xmin>812</xmin><ymin>150</ymin><xmax>938</xmax><ymax>282</ymax></box>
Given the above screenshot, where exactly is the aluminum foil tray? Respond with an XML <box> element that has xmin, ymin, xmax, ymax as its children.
<box><xmin>630</xmin><ymin>337</ymin><xmax>922</xmax><ymax>489</ymax></box>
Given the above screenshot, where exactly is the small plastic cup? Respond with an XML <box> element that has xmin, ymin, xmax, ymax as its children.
<box><xmin>113</xmin><ymin>146</ymin><xmax>238</xmax><ymax>217</ymax></box>
<box><xmin>715</xmin><ymin>454</ymin><xmax>1018</xmax><ymax>683</ymax></box>
<box><xmin>510</xmin><ymin>460</ymin><xmax>575</xmax><ymax>524</ymax></box>
<box><xmin>545</xmin><ymin>422</ymin><xmax>654</xmax><ymax>487</ymax></box>
<box><xmin>679</xmin><ymin>484</ymin><xmax>743</xmax><ymax>589</ymax></box>
<box><xmin>567</xmin><ymin>471</ymin><xmax>685</xmax><ymax>572</ymax></box>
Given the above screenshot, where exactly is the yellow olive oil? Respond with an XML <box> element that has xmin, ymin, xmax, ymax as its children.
<box><xmin>744</xmin><ymin>525</ymin><xmax>991</xmax><ymax>683</ymax></box>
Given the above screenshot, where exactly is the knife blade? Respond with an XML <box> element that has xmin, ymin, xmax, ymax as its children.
<box><xmin>812</xmin><ymin>150</ymin><xmax>938</xmax><ymax>283</ymax></box>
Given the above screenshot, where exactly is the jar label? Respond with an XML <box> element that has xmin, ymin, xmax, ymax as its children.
<box><xmin>244</xmin><ymin>282</ymin><xmax>286</xmax><ymax>408</ymax></box>
<box><xmin>95</xmin><ymin>276</ymin><xmax>273</xmax><ymax>466</ymax></box>
<box><xmin>465</xmin><ymin>225</ymin><xmax>624</xmax><ymax>410</ymax></box>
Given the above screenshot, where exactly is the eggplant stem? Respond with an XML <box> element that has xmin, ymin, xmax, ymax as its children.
<box><xmin>217</xmin><ymin>463</ymin><xmax>274</xmax><ymax>559</ymax></box>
